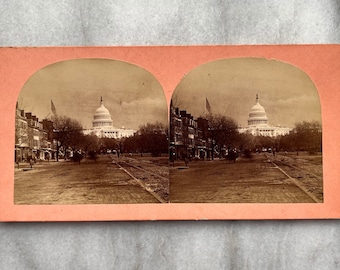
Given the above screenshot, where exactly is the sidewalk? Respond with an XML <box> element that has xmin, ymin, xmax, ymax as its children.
<box><xmin>14</xmin><ymin>160</ymin><xmax>66</xmax><ymax>172</ymax></box>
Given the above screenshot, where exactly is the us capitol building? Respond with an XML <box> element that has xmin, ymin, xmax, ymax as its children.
<box><xmin>83</xmin><ymin>97</ymin><xmax>136</xmax><ymax>139</ymax></box>
<box><xmin>238</xmin><ymin>95</ymin><xmax>292</xmax><ymax>137</ymax></box>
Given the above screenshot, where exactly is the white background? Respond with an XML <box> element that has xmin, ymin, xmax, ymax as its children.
<box><xmin>1</xmin><ymin>1</ymin><xmax>340</xmax><ymax>269</ymax></box>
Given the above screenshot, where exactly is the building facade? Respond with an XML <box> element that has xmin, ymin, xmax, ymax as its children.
<box><xmin>169</xmin><ymin>95</ymin><xmax>293</xmax><ymax>161</ymax></box>
<box><xmin>83</xmin><ymin>97</ymin><xmax>135</xmax><ymax>139</ymax></box>
<box><xmin>170</xmin><ymin>103</ymin><xmax>212</xmax><ymax>160</ymax></box>
<box><xmin>238</xmin><ymin>95</ymin><xmax>292</xmax><ymax>137</ymax></box>
<box><xmin>15</xmin><ymin>97</ymin><xmax>136</xmax><ymax>163</ymax></box>
<box><xmin>15</xmin><ymin>104</ymin><xmax>56</xmax><ymax>162</ymax></box>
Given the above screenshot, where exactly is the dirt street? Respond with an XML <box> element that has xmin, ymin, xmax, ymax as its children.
<box><xmin>170</xmin><ymin>153</ymin><xmax>322</xmax><ymax>203</ymax></box>
<box><xmin>14</xmin><ymin>155</ymin><xmax>160</xmax><ymax>204</ymax></box>
<box><xmin>14</xmin><ymin>152</ymin><xmax>322</xmax><ymax>204</ymax></box>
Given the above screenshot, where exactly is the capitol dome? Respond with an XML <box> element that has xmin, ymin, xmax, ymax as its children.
<box><xmin>247</xmin><ymin>95</ymin><xmax>268</xmax><ymax>126</ymax></box>
<box><xmin>92</xmin><ymin>97</ymin><xmax>113</xmax><ymax>129</ymax></box>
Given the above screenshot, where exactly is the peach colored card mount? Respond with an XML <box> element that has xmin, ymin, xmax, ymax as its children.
<box><xmin>1</xmin><ymin>45</ymin><xmax>339</xmax><ymax>221</ymax></box>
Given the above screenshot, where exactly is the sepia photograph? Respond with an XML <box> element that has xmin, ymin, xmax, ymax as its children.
<box><xmin>14</xmin><ymin>58</ymin><xmax>169</xmax><ymax>204</ymax></box>
<box><xmin>14</xmin><ymin>56</ymin><xmax>324</xmax><ymax>205</ymax></box>
<box><xmin>169</xmin><ymin>58</ymin><xmax>323</xmax><ymax>203</ymax></box>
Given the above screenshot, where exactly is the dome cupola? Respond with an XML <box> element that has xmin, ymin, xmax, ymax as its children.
<box><xmin>247</xmin><ymin>94</ymin><xmax>268</xmax><ymax>126</ymax></box>
<box><xmin>92</xmin><ymin>97</ymin><xmax>113</xmax><ymax>129</ymax></box>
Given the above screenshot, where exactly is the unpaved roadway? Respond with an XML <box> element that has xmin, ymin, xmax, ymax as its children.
<box><xmin>14</xmin><ymin>155</ymin><xmax>160</xmax><ymax>204</ymax></box>
<box><xmin>14</xmin><ymin>152</ymin><xmax>322</xmax><ymax>204</ymax></box>
<box><xmin>170</xmin><ymin>153</ymin><xmax>322</xmax><ymax>203</ymax></box>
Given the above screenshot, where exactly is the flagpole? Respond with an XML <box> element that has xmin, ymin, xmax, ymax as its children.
<box><xmin>205</xmin><ymin>97</ymin><xmax>212</xmax><ymax>118</ymax></box>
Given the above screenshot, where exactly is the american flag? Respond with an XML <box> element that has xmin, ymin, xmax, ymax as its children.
<box><xmin>206</xmin><ymin>97</ymin><xmax>212</xmax><ymax>114</ymax></box>
<box><xmin>51</xmin><ymin>100</ymin><xmax>57</xmax><ymax>115</ymax></box>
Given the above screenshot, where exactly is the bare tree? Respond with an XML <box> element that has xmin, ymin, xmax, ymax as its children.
<box><xmin>51</xmin><ymin>115</ymin><xmax>84</xmax><ymax>161</ymax></box>
<box><xmin>137</xmin><ymin>122</ymin><xmax>168</xmax><ymax>156</ymax></box>
<box><xmin>80</xmin><ymin>134</ymin><xmax>99</xmax><ymax>155</ymax></box>
<box><xmin>278</xmin><ymin>121</ymin><xmax>322</xmax><ymax>154</ymax></box>
<box><xmin>293</xmin><ymin>121</ymin><xmax>322</xmax><ymax>153</ymax></box>
<box><xmin>207</xmin><ymin>114</ymin><xmax>238</xmax><ymax>159</ymax></box>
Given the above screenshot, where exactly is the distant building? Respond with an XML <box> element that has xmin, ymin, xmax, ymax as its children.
<box><xmin>15</xmin><ymin>105</ymin><xmax>29</xmax><ymax>162</ymax></box>
<box><xmin>238</xmin><ymin>95</ymin><xmax>292</xmax><ymax>137</ymax></box>
<box><xmin>15</xmin><ymin>104</ymin><xmax>56</xmax><ymax>162</ymax></box>
<box><xmin>83</xmin><ymin>97</ymin><xmax>136</xmax><ymax>139</ymax></box>
<box><xmin>14</xmin><ymin>97</ymin><xmax>136</xmax><ymax>163</ymax></box>
<box><xmin>170</xmin><ymin>102</ymin><xmax>211</xmax><ymax>160</ymax></box>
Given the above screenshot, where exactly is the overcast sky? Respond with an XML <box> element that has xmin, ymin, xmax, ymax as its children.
<box><xmin>172</xmin><ymin>57</ymin><xmax>322</xmax><ymax>128</ymax></box>
<box><xmin>18</xmin><ymin>59</ymin><xmax>168</xmax><ymax>130</ymax></box>
<box><xmin>18</xmin><ymin>57</ymin><xmax>321</xmax><ymax>130</ymax></box>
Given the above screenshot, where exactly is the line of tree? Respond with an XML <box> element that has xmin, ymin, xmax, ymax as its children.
<box><xmin>279</xmin><ymin>121</ymin><xmax>322</xmax><ymax>153</ymax></box>
<box><xmin>50</xmin><ymin>115</ymin><xmax>169</xmax><ymax>161</ymax></box>
<box><xmin>49</xmin><ymin>114</ymin><xmax>322</xmax><ymax>163</ymax></box>
<box><xmin>51</xmin><ymin>115</ymin><xmax>98</xmax><ymax>161</ymax></box>
<box><xmin>124</xmin><ymin>122</ymin><xmax>168</xmax><ymax>156</ymax></box>
<box><xmin>232</xmin><ymin>120</ymin><xmax>322</xmax><ymax>154</ymax></box>
<box><xmin>207</xmin><ymin>114</ymin><xmax>239</xmax><ymax>159</ymax></box>
<box><xmin>202</xmin><ymin>114</ymin><xmax>322</xmax><ymax>157</ymax></box>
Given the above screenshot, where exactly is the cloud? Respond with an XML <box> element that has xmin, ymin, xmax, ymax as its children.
<box><xmin>18</xmin><ymin>58</ymin><xmax>167</xmax><ymax>130</ymax></box>
<box><xmin>172</xmin><ymin>57</ymin><xmax>321</xmax><ymax>127</ymax></box>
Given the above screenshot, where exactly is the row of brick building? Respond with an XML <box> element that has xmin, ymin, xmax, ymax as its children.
<box><xmin>15</xmin><ymin>104</ymin><xmax>56</xmax><ymax>163</ymax></box>
<box><xmin>170</xmin><ymin>104</ymin><xmax>213</xmax><ymax>160</ymax></box>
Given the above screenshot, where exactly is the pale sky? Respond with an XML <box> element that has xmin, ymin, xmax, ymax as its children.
<box><xmin>172</xmin><ymin>57</ymin><xmax>322</xmax><ymax>128</ymax></box>
<box><xmin>18</xmin><ymin>57</ymin><xmax>321</xmax><ymax>130</ymax></box>
<box><xmin>18</xmin><ymin>59</ymin><xmax>168</xmax><ymax>130</ymax></box>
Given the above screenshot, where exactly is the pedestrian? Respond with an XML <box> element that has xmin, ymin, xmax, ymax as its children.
<box><xmin>29</xmin><ymin>158</ymin><xmax>34</xmax><ymax>168</ymax></box>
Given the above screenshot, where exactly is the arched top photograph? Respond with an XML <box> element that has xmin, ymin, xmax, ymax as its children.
<box><xmin>170</xmin><ymin>57</ymin><xmax>323</xmax><ymax>204</ymax></box>
<box><xmin>14</xmin><ymin>58</ymin><xmax>169</xmax><ymax>205</ymax></box>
